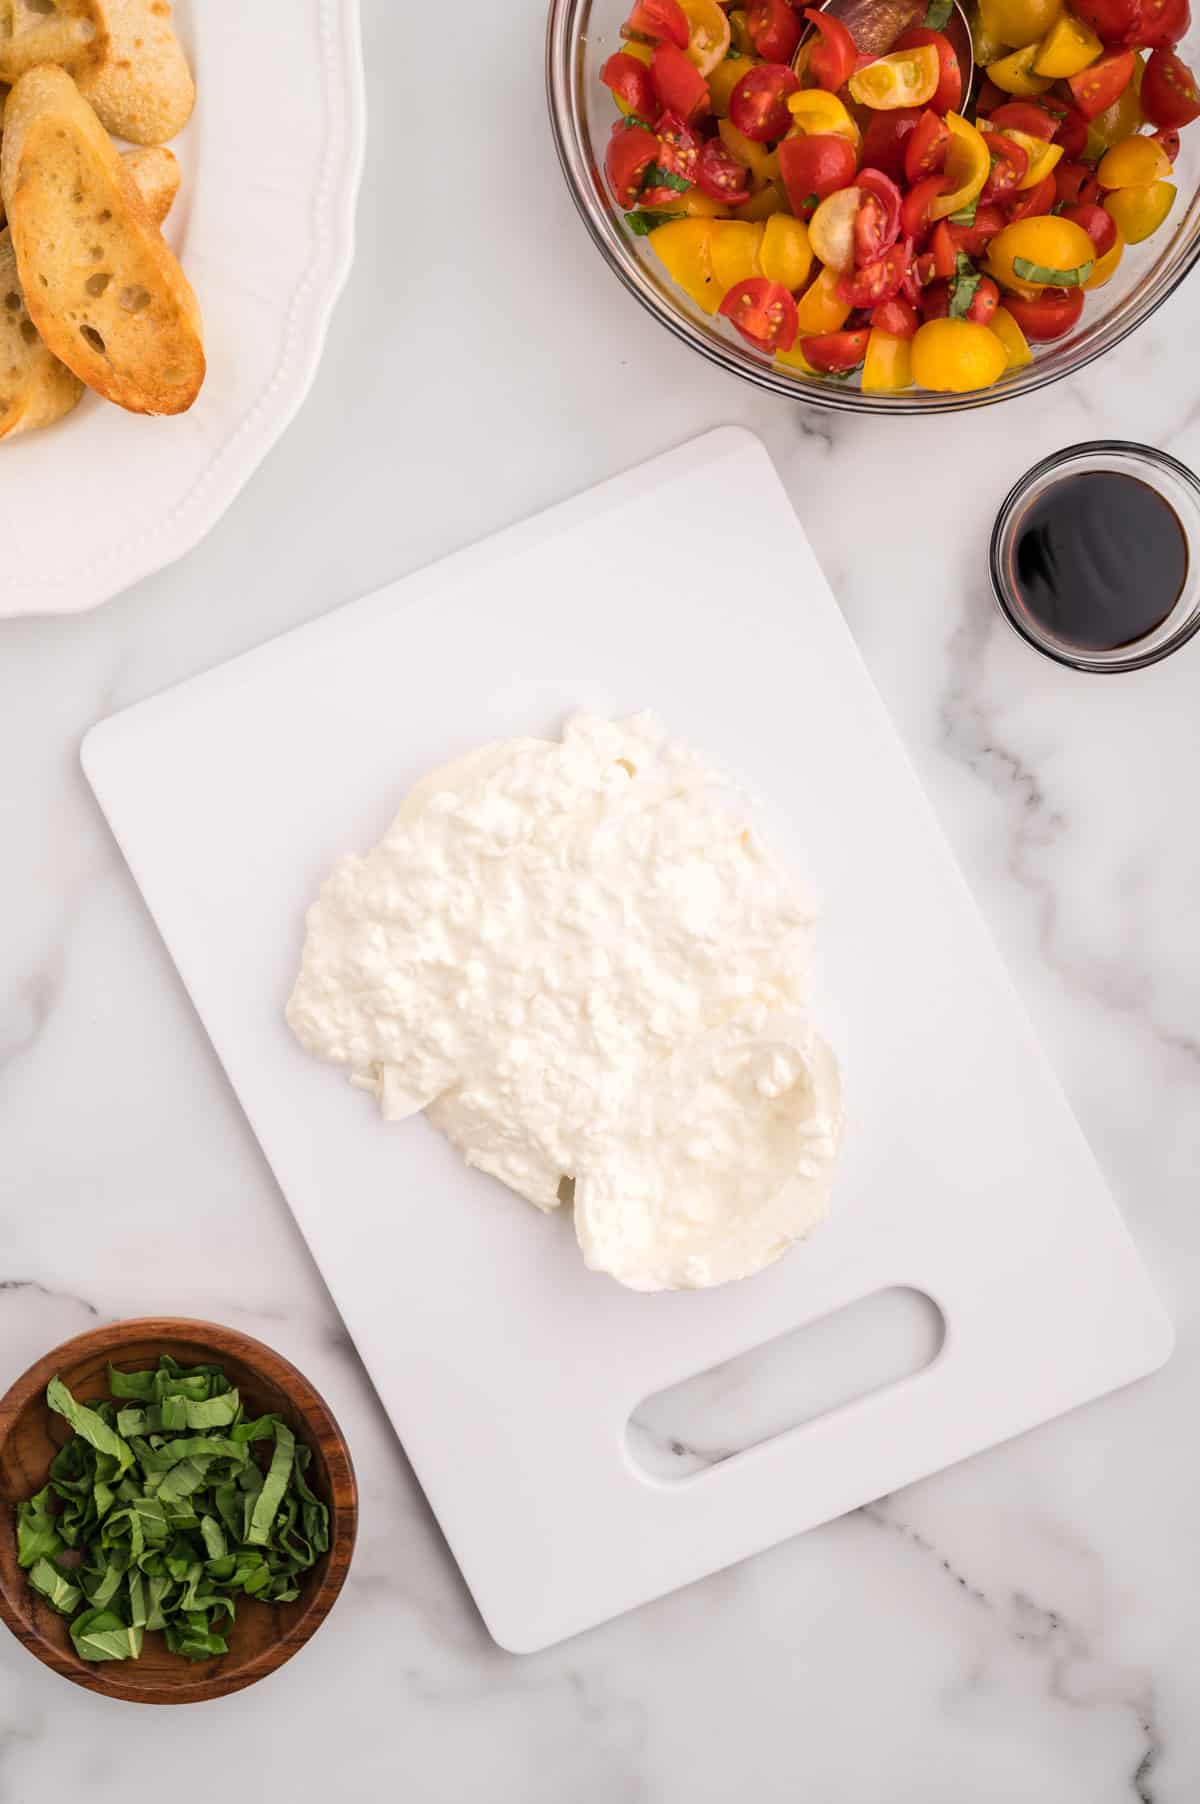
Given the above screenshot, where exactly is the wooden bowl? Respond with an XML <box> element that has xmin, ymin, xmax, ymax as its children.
<box><xmin>0</xmin><ymin>1318</ymin><xmax>357</xmax><ymax>1704</ymax></box>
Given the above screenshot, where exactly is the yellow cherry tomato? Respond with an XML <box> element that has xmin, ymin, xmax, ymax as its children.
<box><xmin>1104</xmin><ymin>180</ymin><xmax>1176</xmax><ymax>242</ymax></box>
<box><xmin>621</xmin><ymin>39</ymin><xmax>654</xmax><ymax>67</ymax></box>
<box><xmin>1098</xmin><ymin>134</ymin><xmax>1172</xmax><ymax>188</ymax></box>
<box><xmin>988</xmin><ymin>305</ymin><xmax>1033</xmax><ymax>369</ymax></box>
<box><xmin>794</xmin><ymin>263</ymin><xmax>852</xmax><ymax>333</ymax></box>
<box><xmin>979</xmin><ymin>0</ymin><xmax>1062</xmax><ymax>46</ymax></box>
<box><xmin>930</xmin><ymin>113</ymin><xmax>992</xmax><ymax>219</ymax></box>
<box><xmin>808</xmin><ymin>185</ymin><xmax>863</xmax><ymax>272</ymax></box>
<box><xmin>912</xmin><ymin>318</ymin><xmax>1008</xmax><ymax>391</ymax></box>
<box><xmin>1085</xmin><ymin>55</ymin><xmax>1144</xmax><ymax>156</ymax></box>
<box><xmin>709</xmin><ymin>219</ymin><xmax>765</xmax><ymax>288</ymax></box>
<box><xmin>1032</xmin><ymin>12</ymin><xmax>1102</xmax><ymax>76</ymax></box>
<box><xmin>862</xmin><ymin>329</ymin><xmax>913</xmax><ymax>392</ymax></box>
<box><xmin>786</xmin><ymin>88</ymin><xmax>862</xmax><ymax>148</ymax></box>
<box><xmin>653</xmin><ymin>187</ymin><xmax>733</xmax><ymax>218</ymax></box>
<box><xmin>649</xmin><ymin>219</ymin><xmax>721</xmax><ymax>312</ymax></box>
<box><xmin>680</xmin><ymin>0</ymin><xmax>731</xmax><ymax>74</ymax></box>
<box><xmin>719</xmin><ymin>117</ymin><xmax>779</xmax><ymax>187</ymax></box>
<box><xmin>709</xmin><ymin>52</ymin><xmax>754</xmax><ymax>116</ymax></box>
<box><xmin>981</xmin><ymin>121</ymin><xmax>1063</xmax><ymax>186</ymax></box>
<box><xmin>985</xmin><ymin>213</ymin><xmax>1095</xmax><ymax>287</ymax></box>
<box><xmin>760</xmin><ymin>213</ymin><xmax>813</xmax><ymax>290</ymax></box>
<box><xmin>775</xmin><ymin>340</ymin><xmax>819</xmax><ymax>374</ymax></box>
<box><xmin>1083</xmin><ymin>222</ymin><xmax>1124</xmax><ymax>287</ymax></box>
<box><xmin>735</xmin><ymin>179</ymin><xmax>787</xmax><ymax>219</ymax></box>
<box><xmin>986</xmin><ymin>44</ymin><xmax>1053</xmax><ymax>93</ymax></box>
<box><xmin>970</xmin><ymin>11</ymin><xmax>1012</xmax><ymax>64</ymax></box>
<box><xmin>849</xmin><ymin>44</ymin><xmax>940</xmax><ymax>108</ymax></box>
<box><xmin>728</xmin><ymin>8</ymin><xmax>756</xmax><ymax>54</ymax></box>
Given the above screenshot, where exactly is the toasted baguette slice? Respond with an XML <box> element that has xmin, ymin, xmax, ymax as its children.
<box><xmin>82</xmin><ymin>0</ymin><xmax>193</xmax><ymax>144</ymax></box>
<box><xmin>0</xmin><ymin>2</ymin><xmax>108</xmax><ymax>83</ymax></box>
<box><xmin>0</xmin><ymin>138</ymin><xmax>182</xmax><ymax>441</ymax></box>
<box><xmin>1</xmin><ymin>67</ymin><xmax>203</xmax><ymax>415</ymax></box>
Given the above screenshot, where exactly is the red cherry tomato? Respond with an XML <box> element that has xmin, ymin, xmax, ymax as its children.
<box><xmin>624</xmin><ymin>0</ymin><xmax>690</xmax><ymax>47</ymax></box>
<box><xmin>1005</xmin><ymin>172</ymin><xmax>1058</xmax><ymax>220</ymax></box>
<box><xmin>900</xmin><ymin>173</ymin><xmax>950</xmax><ymax>242</ymax></box>
<box><xmin>1054</xmin><ymin>159</ymin><xmax>1101</xmax><ymax>206</ymax></box>
<box><xmin>919</xmin><ymin>279</ymin><xmax>950</xmax><ymax>317</ymax></box>
<box><xmin>799</xmin><ymin>327</ymin><xmax>870</xmax><ymax>371</ymax></box>
<box><xmin>894</xmin><ymin>27</ymin><xmax>962</xmax><ymax>114</ymax></box>
<box><xmin>778</xmin><ymin>133</ymin><xmax>858</xmax><ymax>215</ymax></box>
<box><xmin>1153</xmin><ymin>125</ymin><xmax>1183</xmax><ymax>158</ymax></box>
<box><xmin>904</xmin><ymin>110</ymin><xmax>951</xmax><ymax>182</ymax></box>
<box><xmin>946</xmin><ymin>201</ymin><xmax>1006</xmax><ymax>255</ymax></box>
<box><xmin>719</xmin><ymin>276</ymin><xmax>799</xmax><ymax>350</ymax></box>
<box><xmin>651</xmin><ymin>43</ymin><xmax>711</xmax><ymax>121</ymax></box>
<box><xmin>1063</xmin><ymin>200</ymin><xmax>1119</xmax><ymax>255</ymax></box>
<box><xmin>803</xmin><ymin>8</ymin><xmax>858</xmax><ymax>91</ymax></box>
<box><xmin>1069</xmin><ymin>0</ymin><xmax>1142</xmax><ymax>45</ymax></box>
<box><xmin>861</xmin><ymin>108</ymin><xmax>922</xmax><ymax>182</ymax></box>
<box><xmin>1050</xmin><ymin>104</ymin><xmax>1089</xmax><ymax>158</ymax></box>
<box><xmin>872</xmin><ymin>294</ymin><xmax>919</xmax><ymax>337</ymax></box>
<box><xmin>1002</xmin><ymin>286</ymin><xmax>1085</xmax><ymax>340</ymax></box>
<box><xmin>974</xmin><ymin>76</ymin><xmax>1006</xmax><ymax>115</ymax></box>
<box><xmin>966</xmin><ymin>275</ymin><xmax>1000</xmax><ymax>324</ymax></box>
<box><xmin>988</xmin><ymin>101</ymin><xmax>1059</xmax><ymax>139</ymax></box>
<box><xmin>1068</xmin><ymin>50</ymin><xmax>1137</xmax><ymax>120</ymax></box>
<box><xmin>857</xmin><ymin>169</ymin><xmax>902</xmax><ymax>249</ymax></box>
<box><xmin>982</xmin><ymin>132</ymin><xmax>1030</xmax><ymax>200</ymax></box>
<box><xmin>930</xmin><ymin>219</ymin><xmax>957</xmax><ymax>278</ymax></box>
<box><xmin>606</xmin><ymin>121</ymin><xmax>658</xmax><ymax>206</ymax></box>
<box><xmin>1143</xmin><ymin>48</ymin><xmax>1200</xmax><ymax>126</ymax></box>
<box><xmin>837</xmin><ymin>239</ymin><xmax>911</xmax><ymax>306</ymax></box>
<box><xmin>602</xmin><ymin>52</ymin><xmax>659</xmax><ymax>121</ymax></box>
<box><xmin>747</xmin><ymin>0</ymin><xmax>803</xmax><ymax>62</ymax></box>
<box><xmin>641</xmin><ymin>110</ymin><xmax>700</xmax><ymax>202</ymax></box>
<box><xmin>729</xmin><ymin>62</ymin><xmax>801</xmax><ymax>140</ymax></box>
<box><xmin>1140</xmin><ymin>0</ymin><xmax>1192</xmax><ymax>46</ymax></box>
<box><xmin>697</xmin><ymin>137</ymin><xmax>753</xmax><ymax>202</ymax></box>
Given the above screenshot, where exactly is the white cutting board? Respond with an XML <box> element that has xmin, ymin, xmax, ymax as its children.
<box><xmin>83</xmin><ymin>428</ymin><xmax>1172</xmax><ymax>1653</ymax></box>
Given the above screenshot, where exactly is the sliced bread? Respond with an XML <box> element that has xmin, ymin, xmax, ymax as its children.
<box><xmin>82</xmin><ymin>0</ymin><xmax>194</xmax><ymax>144</ymax></box>
<box><xmin>1</xmin><ymin>66</ymin><xmax>203</xmax><ymax>416</ymax></box>
<box><xmin>0</xmin><ymin>2</ymin><xmax>108</xmax><ymax>84</ymax></box>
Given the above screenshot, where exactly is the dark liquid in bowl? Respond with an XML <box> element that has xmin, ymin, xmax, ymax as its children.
<box><xmin>1012</xmin><ymin>471</ymin><xmax>1189</xmax><ymax>653</ymax></box>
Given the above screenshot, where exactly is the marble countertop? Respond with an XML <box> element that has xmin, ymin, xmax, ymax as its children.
<box><xmin>3</xmin><ymin>4</ymin><xmax>1198</xmax><ymax>1798</ymax></box>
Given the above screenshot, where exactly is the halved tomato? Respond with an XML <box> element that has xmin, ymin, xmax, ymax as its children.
<box><xmin>918</xmin><ymin>279</ymin><xmax>950</xmax><ymax>316</ymax></box>
<box><xmin>652</xmin><ymin>43</ymin><xmax>711</xmax><ymax>120</ymax></box>
<box><xmin>799</xmin><ymin>327</ymin><xmax>871</xmax><ymax>370</ymax></box>
<box><xmin>1139</xmin><ymin>0</ymin><xmax>1191</xmax><ymax>46</ymax></box>
<box><xmin>837</xmin><ymin>239</ymin><xmax>912</xmax><ymax>306</ymax></box>
<box><xmin>872</xmin><ymin>294</ymin><xmax>919</xmax><ymax>336</ymax></box>
<box><xmin>1001</xmin><ymin>285</ymin><xmax>1085</xmax><ymax>338</ymax></box>
<box><xmin>1068</xmin><ymin>50</ymin><xmax>1136</xmax><ymax>120</ymax></box>
<box><xmin>894</xmin><ymin>27</ymin><xmax>963</xmax><ymax>114</ymax></box>
<box><xmin>1054</xmin><ymin>159</ymin><xmax>1101</xmax><ymax>205</ymax></box>
<box><xmin>1052</xmin><ymin>103</ymin><xmax>1090</xmax><ymax>157</ymax></box>
<box><xmin>641</xmin><ymin>110</ymin><xmax>701</xmax><ymax>202</ymax></box>
<box><xmin>803</xmin><ymin>7</ymin><xmax>859</xmax><ymax>91</ymax></box>
<box><xmin>1069</xmin><ymin>0</ymin><xmax>1141</xmax><ymax>45</ymax></box>
<box><xmin>606</xmin><ymin>120</ymin><xmax>659</xmax><ymax>205</ymax></box>
<box><xmin>697</xmin><ymin>135</ymin><xmax>753</xmax><ymax>201</ymax></box>
<box><xmin>900</xmin><ymin>173</ymin><xmax>950</xmax><ymax>241</ymax></box>
<box><xmin>1062</xmin><ymin>199</ymin><xmax>1119</xmax><ymax>254</ymax></box>
<box><xmin>747</xmin><ymin>0</ymin><xmax>802</xmax><ymax>62</ymax></box>
<box><xmin>904</xmin><ymin>109</ymin><xmax>951</xmax><ymax>181</ymax></box>
<box><xmin>625</xmin><ymin>0</ymin><xmax>690</xmax><ymax>48</ymax></box>
<box><xmin>966</xmin><ymin>274</ymin><xmax>1000</xmax><ymax>322</ymax></box>
<box><xmin>1006</xmin><ymin>171</ymin><xmax>1058</xmax><ymax>218</ymax></box>
<box><xmin>856</xmin><ymin>168</ymin><xmax>903</xmax><ymax>258</ymax></box>
<box><xmin>719</xmin><ymin>275</ymin><xmax>800</xmax><ymax>347</ymax></box>
<box><xmin>778</xmin><ymin>133</ymin><xmax>858</xmax><ymax>214</ymax></box>
<box><xmin>1142</xmin><ymin>48</ymin><xmax>1200</xmax><ymax>126</ymax></box>
<box><xmin>1153</xmin><ymin>125</ymin><xmax>1183</xmax><ymax>157</ymax></box>
<box><xmin>946</xmin><ymin>201</ymin><xmax>1006</xmax><ymax>254</ymax></box>
<box><xmin>861</xmin><ymin>107</ymin><xmax>923</xmax><ymax>180</ymax></box>
<box><xmin>729</xmin><ymin>62</ymin><xmax>801</xmax><ymax>139</ymax></box>
<box><xmin>987</xmin><ymin>100</ymin><xmax>1059</xmax><ymax>138</ymax></box>
<box><xmin>602</xmin><ymin>51</ymin><xmax>660</xmax><ymax>120</ymax></box>
<box><xmin>982</xmin><ymin>132</ymin><xmax>1030</xmax><ymax>198</ymax></box>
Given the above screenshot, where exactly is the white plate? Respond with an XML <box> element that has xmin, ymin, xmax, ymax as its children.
<box><xmin>1</xmin><ymin>0</ymin><xmax>365</xmax><ymax>619</ymax></box>
<box><xmin>83</xmin><ymin>430</ymin><xmax>1172</xmax><ymax>1653</ymax></box>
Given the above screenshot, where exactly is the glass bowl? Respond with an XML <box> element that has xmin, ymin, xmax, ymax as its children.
<box><xmin>546</xmin><ymin>0</ymin><xmax>1200</xmax><ymax>413</ymax></box>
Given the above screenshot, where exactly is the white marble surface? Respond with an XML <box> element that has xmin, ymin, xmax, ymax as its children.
<box><xmin>2</xmin><ymin>3</ymin><xmax>1199</xmax><ymax>1796</ymax></box>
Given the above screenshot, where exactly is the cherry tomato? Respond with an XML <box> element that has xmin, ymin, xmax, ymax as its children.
<box><xmin>982</xmin><ymin>133</ymin><xmax>1030</xmax><ymax>199</ymax></box>
<box><xmin>946</xmin><ymin>201</ymin><xmax>1006</xmax><ymax>255</ymax></box>
<box><xmin>1068</xmin><ymin>51</ymin><xmax>1136</xmax><ymax>120</ymax></box>
<box><xmin>966</xmin><ymin>274</ymin><xmax>1000</xmax><ymax>323</ymax></box>
<box><xmin>904</xmin><ymin>110</ymin><xmax>951</xmax><ymax>182</ymax></box>
<box><xmin>1051</xmin><ymin>104</ymin><xmax>1090</xmax><ymax>157</ymax></box>
<box><xmin>837</xmin><ymin>239</ymin><xmax>912</xmax><ymax>306</ymax></box>
<box><xmin>872</xmin><ymin>294</ymin><xmax>919</xmax><ymax>336</ymax></box>
<box><xmin>1141</xmin><ymin>0</ymin><xmax>1192</xmax><ymax>45</ymax></box>
<box><xmin>1143</xmin><ymin>48</ymin><xmax>1200</xmax><ymax>126</ymax></box>
<box><xmin>894</xmin><ymin>27</ymin><xmax>962</xmax><ymax>114</ymax></box>
<box><xmin>901</xmin><ymin>173</ymin><xmax>951</xmax><ymax>241</ymax></box>
<box><xmin>1054</xmin><ymin>159</ymin><xmax>1101</xmax><ymax>205</ymax></box>
<box><xmin>729</xmin><ymin>62</ymin><xmax>800</xmax><ymax>140</ymax></box>
<box><xmin>918</xmin><ymin>278</ymin><xmax>950</xmax><ymax>316</ymax></box>
<box><xmin>652</xmin><ymin>43</ymin><xmax>711</xmax><ymax>120</ymax></box>
<box><xmin>642</xmin><ymin>110</ymin><xmax>701</xmax><ymax>202</ymax></box>
<box><xmin>1001</xmin><ymin>285</ymin><xmax>1085</xmax><ymax>339</ymax></box>
<box><xmin>1063</xmin><ymin>200</ymin><xmax>1119</xmax><ymax>254</ymax></box>
<box><xmin>975</xmin><ymin>77</ymin><xmax>1007</xmax><ymax>115</ymax></box>
<box><xmin>718</xmin><ymin>275</ymin><xmax>799</xmax><ymax>348</ymax></box>
<box><xmin>803</xmin><ymin>8</ymin><xmax>859</xmax><ymax>91</ymax></box>
<box><xmin>799</xmin><ymin>327</ymin><xmax>870</xmax><ymax>370</ymax></box>
<box><xmin>602</xmin><ymin>52</ymin><xmax>660</xmax><ymax>121</ymax></box>
<box><xmin>697</xmin><ymin>136</ymin><xmax>753</xmax><ymax>201</ymax></box>
<box><xmin>1006</xmin><ymin>171</ymin><xmax>1058</xmax><ymax>219</ymax></box>
<box><xmin>778</xmin><ymin>133</ymin><xmax>858</xmax><ymax>215</ymax></box>
<box><xmin>625</xmin><ymin>0</ymin><xmax>690</xmax><ymax>48</ymax></box>
<box><xmin>747</xmin><ymin>0</ymin><xmax>803</xmax><ymax>62</ymax></box>
<box><xmin>1153</xmin><ymin>126</ymin><xmax>1182</xmax><ymax>157</ymax></box>
<box><xmin>857</xmin><ymin>169</ymin><xmax>902</xmax><ymax>249</ymax></box>
<box><xmin>988</xmin><ymin>101</ymin><xmax>1059</xmax><ymax>138</ymax></box>
<box><xmin>861</xmin><ymin>109</ymin><xmax>922</xmax><ymax>181</ymax></box>
<box><xmin>1069</xmin><ymin>0</ymin><xmax>1142</xmax><ymax>44</ymax></box>
<box><xmin>606</xmin><ymin>121</ymin><xmax>658</xmax><ymax>205</ymax></box>
<box><xmin>930</xmin><ymin>218</ymin><xmax>957</xmax><ymax>277</ymax></box>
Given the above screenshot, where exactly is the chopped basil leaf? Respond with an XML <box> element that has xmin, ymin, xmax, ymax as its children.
<box><xmin>28</xmin><ymin>1556</ymin><xmax>83</xmax><ymax>1616</ymax></box>
<box><xmin>643</xmin><ymin>162</ymin><xmax>691</xmax><ymax>193</ymax></box>
<box><xmin>805</xmin><ymin>192</ymin><xmax>819</xmax><ymax>210</ymax></box>
<box><xmin>623</xmin><ymin>114</ymin><xmax>655</xmax><ymax>134</ymax></box>
<box><xmin>625</xmin><ymin>208</ymin><xmax>680</xmax><ymax>235</ymax></box>
<box><xmin>923</xmin><ymin>0</ymin><xmax>954</xmax><ymax>26</ymax></box>
<box><xmin>948</xmin><ymin>252</ymin><xmax>983</xmax><ymax>318</ymax></box>
<box><xmin>948</xmin><ymin>196</ymin><xmax>978</xmax><ymax>226</ymax></box>
<box><xmin>1012</xmin><ymin>254</ymin><xmax>1093</xmax><ymax>286</ymax></box>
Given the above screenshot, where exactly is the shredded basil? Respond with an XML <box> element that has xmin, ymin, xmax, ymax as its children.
<box><xmin>923</xmin><ymin>0</ymin><xmax>954</xmax><ymax>27</ymax></box>
<box><xmin>948</xmin><ymin>252</ymin><xmax>983</xmax><ymax>318</ymax></box>
<box><xmin>643</xmin><ymin>162</ymin><xmax>691</xmax><ymax>193</ymax></box>
<box><xmin>948</xmin><ymin>196</ymin><xmax>979</xmax><ymax>226</ymax></box>
<box><xmin>622</xmin><ymin>114</ymin><xmax>655</xmax><ymax>134</ymax></box>
<box><xmin>625</xmin><ymin>208</ymin><xmax>681</xmax><ymax>235</ymax></box>
<box><xmin>14</xmin><ymin>1358</ymin><xmax>330</xmax><ymax>1663</ymax></box>
<box><xmin>1012</xmin><ymin>253</ymin><xmax>1093</xmax><ymax>286</ymax></box>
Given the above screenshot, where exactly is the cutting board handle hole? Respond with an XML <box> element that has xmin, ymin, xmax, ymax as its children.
<box><xmin>626</xmin><ymin>1287</ymin><xmax>945</xmax><ymax>1480</ymax></box>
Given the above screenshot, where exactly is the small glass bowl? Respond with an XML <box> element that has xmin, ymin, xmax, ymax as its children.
<box><xmin>989</xmin><ymin>441</ymin><xmax>1200</xmax><ymax>673</ymax></box>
